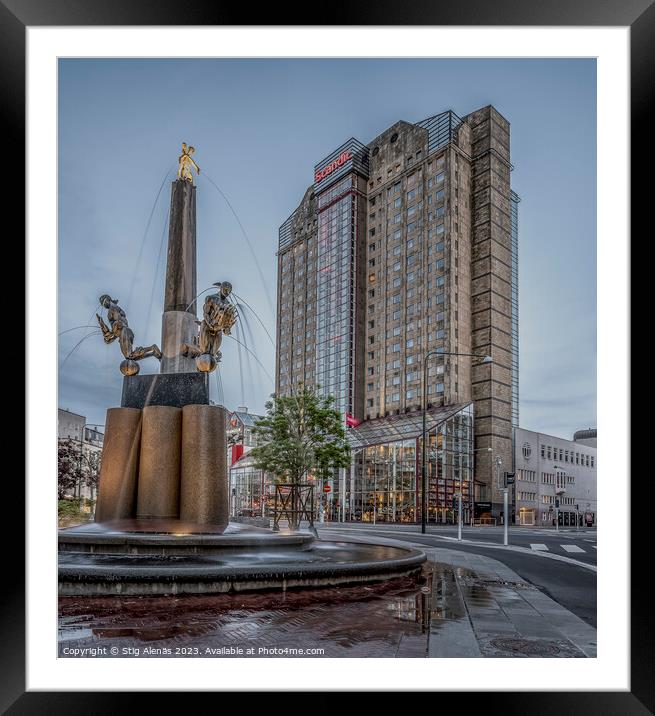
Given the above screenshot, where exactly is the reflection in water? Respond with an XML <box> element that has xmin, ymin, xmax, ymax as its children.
<box><xmin>59</xmin><ymin>565</ymin><xmax>452</xmax><ymax>655</ymax></box>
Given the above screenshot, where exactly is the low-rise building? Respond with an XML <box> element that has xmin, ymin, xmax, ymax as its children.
<box><xmin>513</xmin><ymin>427</ymin><xmax>597</xmax><ymax>527</ymax></box>
<box><xmin>227</xmin><ymin>407</ymin><xmax>271</xmax><ymax>519</ymax></box>
<box><xmin>57</xmin><ymin>408</ymin><xmax>104</xmax><ymax>501</ymax></box>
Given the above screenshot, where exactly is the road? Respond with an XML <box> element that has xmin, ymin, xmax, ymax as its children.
<box><xmin>316</xmin><ymin>523</ymin><xmax>597</xmax><ymax>627</ymax></box>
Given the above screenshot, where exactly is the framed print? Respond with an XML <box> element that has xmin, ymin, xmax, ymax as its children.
<box><xmin>6</xmin><ymin>0</ymin><xmax>642</xmax><ymax>710</ymax></box>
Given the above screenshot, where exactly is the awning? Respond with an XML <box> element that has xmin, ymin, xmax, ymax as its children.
<box><xmin>346</xmin><ymin>402</ymin><xmax>473</xmax><ymax>449</ymax></box>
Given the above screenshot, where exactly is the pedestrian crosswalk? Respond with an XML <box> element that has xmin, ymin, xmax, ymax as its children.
<box><xmin>561</xmin><ymin>545</ymin><xmax>586</xmax><ymax>553</ymax></box>
<box><xmin>529</xmin><ymin>543</ymin><xmax>595</xmax><ymax>554</ymax></box>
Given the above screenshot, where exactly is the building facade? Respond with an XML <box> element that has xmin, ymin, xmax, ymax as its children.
<box><xmin>513</xmin><ymin>427</ymin><xmax>597</xmax><ymax>527</ymax></box>
<box><xmin>276</xmin><ymin>106</ymin><xmax>519</xmax><ymax>521</ymax></box>
<box><xmin>57</xmin><ymin>408</ymin><xmax>104</xmax><ymax>501</ymax></box>
<box><xmin>227</xmin><ymin>407</ymin><xmax>271</xmax><ymax>519</ymax></box>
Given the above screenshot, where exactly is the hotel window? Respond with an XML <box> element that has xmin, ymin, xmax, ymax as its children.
<box><xmin>368</xmin><ymin>351</ymin><xmax>374</xmax><ymax>360</ymax></box>
<box><xmin>436</xmin><ymin>189</ymin><xmax>445</xmax><ymax>202</ymax></box>
<box><xmin>436</xmin><ymin>383</ymin><xmax>444</xmax><ymax>393</ymax></box>
<box><xmin>393</xmin><ymin>213</ymin><xmax>401</xmax><ymax>224</ymax></box>
<box><xmin>436</xmin><ymin>223</ymin><xmax>445</xmax><ymax>235</ymax></box>
<box><xmin>368</xmin><ymin>289</ymin><xmax>375</xmax><ymax>298</ymax></box>
<box><xmin>394</xmin><ymin>229</ymin><xmax>402</xmax><ymax>241</ymax></box>
<box><xmin>393</xmin><ymin>245</ymin><xmax>401</xmax><ymax>256</ymax></box>
<box><xmin>393</xmin><ymin>262</ymin><xmax>401</xmax><ymax>272</ymax></box>
<box><xmin>392</xmin><ymin>393</ymin><xmax>400</xmax><ymax>402</ymax></box>
<box><xmin>392</xmin><ymin>343</ymin><xmax>400</xmax><ymax>352</ymax></box>
<box><xmin>367</xmin><ymin>367</ymin><xmax>374</xmax><ymax>375</ymax></box>
<box><xmin>435</xmin><ymin>242</ymin><xmax>444</xmax><ymax>253</ymax></box>
<box><xmin>369</xmin><ymin>242</ymin><xmax>376</xmax><ymax>252</ymax></box>
<box><xmin>393</xmin><ymin>277</ymin><xmax>401</xmax><ymax>288</ymax></box>
<box><xmin>407</xmin><ymin>188</ymin><xmax>417</xmax><ymax>202</ymax></box>
<box><xmin>436</xmin><ymin>259</ymin><xmax>444</xmax><ymax>270</ymax></box>
<box><xmin>368</xmin><ymin>258</ymin><xmax>375</xmax><ymax>267</ymax></box>
<box><xmin>436</xmin><ymin>277</ymin><xmax>445</xmax><ymax>287</ymax></box>
<box><xmin>394</xmin><ymin>197</ymin><xmax>401</xmax><ymax>209</ymax></box>
<box><xmin>406</xmin><ymin>355</ymin><xmax>415</xmax><ymax>365</ymax></box>
<box><xmin>436</xmin><ymin>172</ymin><xmax>445</xmax><ymax>184</ymax></box>
<box><xmin>393</xmin><ymin>326</ymin><xmax>401</xmax><ymax>336</ymax></box>
<box><xmin>406</xmin><ymin>339</ymin><xmax>414</xmax><ymax>348</ymax></box>
<box><xmin>435</xmin><ymin>206</ymin><xmax>445</xmax><ymax>219</ymax></box>
<box><xmin>406</xmin><ymin>389</ymin><xmax>416</xmax><ymax>400</ymax></box>
<box><xmin>367</xmin><ymin>383</ymin><xmax>374</xmax><ymax>391</ymax></box>
<box><xmin>393</xmin><ymin>309</ymin><xmax>401</xmax><ymax>320</ymax></box>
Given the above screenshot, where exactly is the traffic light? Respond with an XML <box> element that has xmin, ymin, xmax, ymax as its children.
<box><xmin>504</xmin><ymin>472</ymin><xmax>515</xmax><ymax>486</ymax></box>
<box><xmin>555</xmin><ymin>498</ymin><xmax>560</xmax><ymax>508</ymax></box>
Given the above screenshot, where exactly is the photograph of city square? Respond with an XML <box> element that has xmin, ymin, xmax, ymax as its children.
<box><xmin>57</xmin><ymin>56</ymin><xmax>598</xmax><ymax>661</ymax></box>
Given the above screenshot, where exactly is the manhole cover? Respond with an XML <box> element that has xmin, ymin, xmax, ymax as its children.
<box><xmin>490</xmin><ymin>638</ymin><xmax>561</xmax><ymax>656</ymax></box>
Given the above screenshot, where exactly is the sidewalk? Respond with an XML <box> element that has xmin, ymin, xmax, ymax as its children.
<box><xmin>423</xmin><ymin>547</ymin><xmax>596</xmax><ymax>658</ymax></box>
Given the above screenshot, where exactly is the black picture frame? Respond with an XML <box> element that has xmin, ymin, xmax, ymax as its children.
<box><xmin>6</xmin><ymin>1</ymin><xmax>642</xmax><ymax>711</ymax></box>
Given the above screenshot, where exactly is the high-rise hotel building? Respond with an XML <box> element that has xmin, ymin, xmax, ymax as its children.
<box><xmin>276</xmin><ymin>106</ymin><xmax>519</xmax><ymax>522</ymax></box>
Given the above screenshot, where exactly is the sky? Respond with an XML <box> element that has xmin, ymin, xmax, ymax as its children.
<box><xmin>58</xmin><ymin>58</ymin><xmax>596</xmax><ymax>439</ymax></box>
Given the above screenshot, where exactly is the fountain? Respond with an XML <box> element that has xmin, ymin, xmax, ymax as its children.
<box><xmin>58</xmin><ymin>144</ymin><xmax>425</xmax><ymax>595</ymax></box>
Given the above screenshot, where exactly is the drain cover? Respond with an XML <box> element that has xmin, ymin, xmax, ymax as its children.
<box><xmin>490</xmin><ymin>638</ymin><xmax>561</xmax><ymax>656</ymax></box>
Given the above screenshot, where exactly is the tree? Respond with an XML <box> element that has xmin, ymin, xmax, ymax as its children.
<box><xmin>58</xmin><ymin>438</ymin><xmax>96</xmax><ymax>500</ymax></box>
<box><xmin>250</xmin><ymin>385</ymin><xmax>351</xmax><ymax>529</ymax></box>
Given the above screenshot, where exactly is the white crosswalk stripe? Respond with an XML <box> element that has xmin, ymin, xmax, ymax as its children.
<box><xmin>561</xmin><ymin>545</ymin><xmax>585</xmax><ymax>553</ymax></box>
<box><xmin>592</xmin><ymin>545</ymin><xmax>597</xmax><ymax>550</ymax></box>
<box><xmin>530</xmin><ymin>544</ymin><xmax>549</xmax><ymax>551</ymax></box>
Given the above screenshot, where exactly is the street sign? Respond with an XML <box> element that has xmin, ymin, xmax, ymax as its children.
<box><xmin>323</xmin><ymin>484</ymin><xmax>331</xmax><ymax>493</ymax></box>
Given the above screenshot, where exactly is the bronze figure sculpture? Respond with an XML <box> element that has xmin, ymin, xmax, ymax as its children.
<box><xmin>178</xmin><ymin>142</ymin><xmax>200</xmax><ymax>184</ymax></box>
<box><xmin>96</xmin><ymin>294</ymin><xmax>162</xmax><ymax>375</ymax></box>
<box><xmin>182</xmin><ymin>282</ymin><xmax>237</xmax><ymax>373</ymax></box>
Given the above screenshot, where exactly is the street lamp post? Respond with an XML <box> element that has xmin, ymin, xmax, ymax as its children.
<box><xmin>554</xmin><ymin>465</ymin><xmax>566</xmax><ymax>532</ymax></box>
<box><xmin>421</xmin><ymin>350</ymin><xmax>492</xmax><ymax>534</ymax></box>
<box><xmin>494</xmin><ymin>454</ymin><xmax>509</xmax><ymax>546</ymax></box>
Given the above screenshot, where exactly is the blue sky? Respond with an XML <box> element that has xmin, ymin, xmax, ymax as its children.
<box><xmin>58</xmin><ymin>58</ymin><xmax>596</xmax><ymax>439</ymax></box>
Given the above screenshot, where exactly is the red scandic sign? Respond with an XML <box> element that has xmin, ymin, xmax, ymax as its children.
<box><xmin>315</xmin><ymin>151</ymin><xmax>352</xmax><ymax>183</ymax></box>
<box><xmin>323</xmin><ymin>484</ymin><xmax>331</xmax><ymax>493</ymax></box>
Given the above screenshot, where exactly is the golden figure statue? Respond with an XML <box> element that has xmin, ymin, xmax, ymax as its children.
<box><xmin>178</xmin><ymin>142</ymin><xmax>200</xmax><ymax>184</ymax></box>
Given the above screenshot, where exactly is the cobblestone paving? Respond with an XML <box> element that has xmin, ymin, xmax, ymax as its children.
<box><xmin>59</xmin><ymin>568</ymin><xmax>434</xmax><ymax>658</ymax></box>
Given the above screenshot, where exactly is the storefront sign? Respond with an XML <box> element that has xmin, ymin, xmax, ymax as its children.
<box><xmin>315</xmin><ymin>150</ymin><xmax>352</xmax><ymax>183</ymax></box>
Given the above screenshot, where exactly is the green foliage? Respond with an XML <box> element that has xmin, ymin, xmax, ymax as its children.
<box><xmin>250</xmin><ymin>384</ymin><xmax>351</xmax><ymax>485</ymax></box>
<box><xmin>58</xmin><ymin>499</ymin><xmax>82</xmax><ymax>517</ymax></box>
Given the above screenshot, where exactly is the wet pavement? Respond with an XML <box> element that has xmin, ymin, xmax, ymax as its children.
<box><xmin>58</xmin><ymin>548</ymin><xmax>597</xmax><ymax>658</ymax></box>
<box><xmin>59</xmin><ymin>569</ymin><xmax>434</xmax><ymax>657</ymax></box>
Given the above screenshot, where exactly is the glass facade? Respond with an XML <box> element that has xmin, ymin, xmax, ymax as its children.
<box><xmin>315</xmin><ymin>174</ymin><xmax>359</xmax><ymax>415</ymax></box>
<box><xmin>230</xmin><ymin>457</ymin><xmax>272</xmax><ymax>519</ymax></box>
<box><xmin>336</xmin><ymin>403</ymin><xmax>474</xmax><ymax>523</ymax></box>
